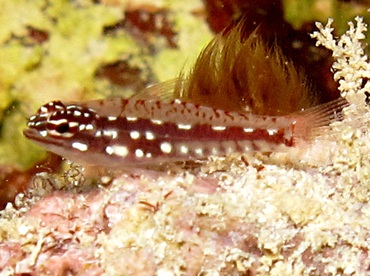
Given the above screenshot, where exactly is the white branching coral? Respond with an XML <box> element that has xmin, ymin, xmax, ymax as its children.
<box><xmin>311</xmin><ymin>16</ymin><xmax>370</xmax><ymax>102</ymax></box>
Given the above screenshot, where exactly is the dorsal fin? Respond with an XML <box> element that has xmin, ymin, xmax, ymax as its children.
<box><xmin>130</xmin><ymin>78</ymin><xmax>188</xmax><ymax>102</ymax></box>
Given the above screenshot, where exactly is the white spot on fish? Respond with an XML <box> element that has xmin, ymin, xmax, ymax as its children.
<box><xmin>212</xmin><ymin>126</ymin><xmax>226</xmax><ymax>131</ymax></box>
<box><xmin>177</xmin><ymin>124</ymin><xmax>192</xmax><ymax>130</ymax></box>
<box><xmin>135</xmin><ymin>149</ymin><xmax>144</xmax><ymax>158</ymax></box>
<box><xmin>40</xmin><ymin>130</ymin><xmax>48</xmax><ymax>137</ymax></box>
<box><xmin>67</xmin><ymin>105</ymin><xmax>78</xmax><ymax>110</ymax></box>
<box><xmin>151</xmin><ymin>119</ymin><xmax>163</xmax><ymax>125</ymax></box>
<box><xmin>105</xmin><ymin>146</ymin><xmax>114</xmax><ymax>155</ymax></box>
<box><xmin>130</xmin><ymin>131</ymin><xmax>140</xmax><ymax>140</ymax></box>
<box><xmin>104</xmin><ymin>129</ymin><xmax>118</xmax><ymax>139</ymax></box>
<box><xmin>194</xmin><ymin>148</ymin><xmax>203</xmax><ymax>156</ymax></box>
<box><xmin>160</xmin><ymin>142</ymin><xmax>172</xmax><ymax>154</ymax></box>
<box><xmin>40</xmin><ymin>106</ymin><xmax>49</xmax><ymax>113</ymax></box>
<box><xmin>85</xmin><ymin>124</ymin><xmax>94</xmax><ymax>130</ymax></box>
<box><xmin>51</xmin><ymin>118</ymin><xmax>68</xmax><ymax>125</ymax></box>
<box><xmin>39</xmin><ymin>113</ymin><xmax>49</xmax><ymax>118</ymax></box>
<box><xmin>72</xmin><ymin>142</ymin><xmax>88</xmax><ymax>152</ymax></box>
<box><xmin>73</xmin><ymin>110</ymin><xmax>82</xmax><ymax>116</ymax></box>
<box><xmin>108</xmin><ymin>116</ymin><xmax>117</xmax><ymax>121</ymax></box>
<box><xmin>179</xmin><ymin>145</ymin><xmax>189</xmax><ymax>154</ymax></box>
<box><xmin>243</xmin><ymin>128</ymin><xmax>254</xmax><ymax>133</ymax></box>
<box><xmin>111</xmin><ymin>145</ymin><xmax>128</xmax><ymax>157</ymax></box>
<box><xmin>68</xmin><ymin>121</ymin><xmax>79</xmax><ymax>128</ymax></box>
<box><xmin>145</xmin><ymin>131</ymin><xmax>155</xmax><ymax>140</ymax></box>
<box><xmin>126</xmin><ymin>117</ymin><xmax>138</xmax><ymax>122</ymax></box>
<box><xmin>267</xmin><ymin>129</ymin><xmax>277</xmax><ymax>135</ymax></box>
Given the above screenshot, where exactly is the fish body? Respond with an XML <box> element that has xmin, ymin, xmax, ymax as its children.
<box><xmin>23</xmin><ymin>96</ymin><xmax>347</xmax><ymax>167</ymax></box>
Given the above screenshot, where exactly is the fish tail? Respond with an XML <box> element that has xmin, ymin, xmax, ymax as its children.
<box><xmin>269</xmin><ymin>97</ymin><xmax>350</xmax><ymax>167</ymax></box>
<box><xmin>292</xmin><ymin>97</ymin><xmax>349</xmax><ymax>143</ymax></box>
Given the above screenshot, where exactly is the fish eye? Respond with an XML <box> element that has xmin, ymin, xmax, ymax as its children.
<box><xmin>47</xmin><ymin>120</ymin><xmax>76</xmax><ymax>138</ymax></box>
<box><xmin>55</xmin><ymin>122</ymin><xmax>70</xmax><ymax>134</ymax></box>
<box><xmin>46</xmin><ymin>111</ymin><xmax>79</xmax><ymax>138</ymax></box>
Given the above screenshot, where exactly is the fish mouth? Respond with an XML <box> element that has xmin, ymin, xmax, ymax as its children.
<box><xmin>23</xmin><ymin>128</ymin><xmax>41</xmax><ymax>141</ymax></box>
<box><xmin>23</xmin><ymin>128</ymin><xmax>63</xmax><ymax>148</ymax></box>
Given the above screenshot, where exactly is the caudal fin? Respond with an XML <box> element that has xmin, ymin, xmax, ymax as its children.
<box><xmin>293</xmin><ymin>97</ymin><xmax>349</xmax><ymax>142</ymax></box>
